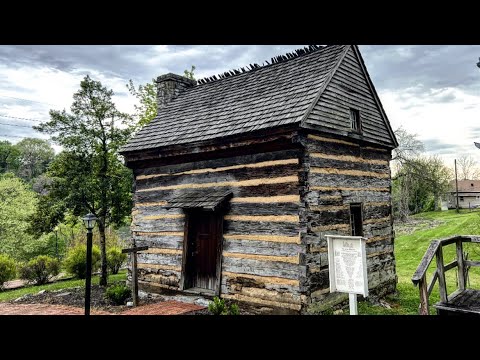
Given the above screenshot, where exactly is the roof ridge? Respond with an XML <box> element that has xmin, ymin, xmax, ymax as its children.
<box><xmin>195</xmin><ymin>45</ymin><xmax>336</xmax><ymax>86</ymax></box>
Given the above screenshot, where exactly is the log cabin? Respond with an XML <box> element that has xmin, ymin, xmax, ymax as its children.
<box><xmin>120</xmin><ymin>45</ymin><xmax>399</xmax><ymax>314</ymax></box>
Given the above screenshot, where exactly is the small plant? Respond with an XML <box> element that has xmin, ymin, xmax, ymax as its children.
<box><xmin>19</xmin><ymin>255</ymin><xmax>60</xmax><ymax>285</ymax></box>
<box><xmin>105</xmin><ymin>283</ymin><xmax>131</xmax><ymax>305</ymax></box>
<box><xmin>107</xmin><ymin>247</ymin><xmax>127</xmax><ymax>274</ymax></box>
<box><xmin>63</xmin><ymin>244</ymin><xmax>101</xmax><ymax>279</ymax></box>
<box><xmin>0</xmin><ymin>254</ymin><xmax>16</xmax><ymax>290</ymax></box>
<box><xmin>208</xmin><ymin>296</ymin><xmax>240</xmax><ymax>315</ymax></box>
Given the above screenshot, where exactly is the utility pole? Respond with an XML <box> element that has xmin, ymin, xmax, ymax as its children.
<box><xmin>455</xmin><ymin>159</ymin><xmax>459</xmax><ymax>213</ymax></box>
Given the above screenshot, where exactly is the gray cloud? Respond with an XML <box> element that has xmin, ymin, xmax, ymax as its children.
<box><xmin>359</xmin><ymin>45</ymin><xmax>480</xmax><ymax>96</ymax></box>
<box><xmin>0</xmin><ymin>45</ymin><xmax>305</xmax><ymax>86</ymax></box>
<box><xmin>423</xmin><ymin>138</ymin><xmax>458</xmax><ymax>154</ymax></box>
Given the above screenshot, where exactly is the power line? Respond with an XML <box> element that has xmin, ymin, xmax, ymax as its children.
<box><xmin>0</xmin><ymin>134</ymin><xmax>50</xmax><ymax>141</ymax></box>
<box><xmin>0</xmin><ymin>94</ymin><xmax>60</xmax><ymax>107</ymax></box>
<box><xmin>0</xmin><ymin>114</ymin><xmax>46</xmax><ymax>122</ymax></box>
<box><xmin>0</xmin><ymin>122</ymin><xmax>34</xmax><ymax>128</ymax></box>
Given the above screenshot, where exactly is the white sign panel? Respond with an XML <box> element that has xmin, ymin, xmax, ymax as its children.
<box><xmin>326</xmin><ymin>235</ymin><xmax>368</xmax><ymax>297</ymax></box>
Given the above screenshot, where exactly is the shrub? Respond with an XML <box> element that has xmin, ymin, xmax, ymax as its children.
<box><xmin>208</xmin><ymin>296</ymin><xmax>239</xmax><ymax>315</ymax></box>
<box><xmin>105</xmin><ymin>283</ymin><xmax>131</xmax><ymax>305</ymax></box>
<box><xmin>0</xmin><ymin>254</ymin><xmax>16</xmax><ymax>289</ymax></box>
<box><xmin>19</xmin><ymin>255</ymin><xmax>60</xmax><ymax>285</ymax></box>
<box><xmin>63</xmin><ymin>244</ymin><xmax>101</xmax><ymax>279</ymax></box>
<box><xmin>107</xmin><ymin>247</ymin><xmax>127</xmax><ymax>274</ymax></box>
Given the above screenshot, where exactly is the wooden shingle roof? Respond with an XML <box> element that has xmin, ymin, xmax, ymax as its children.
<box><xmin>165</xmin><ymin>189</ymin><xmax>233</xmax><ymax>211</ymax></box>
<box><xmin>121</xmin><ymin>45</ymin><xmax>397</xmax><ymax>154</ymax></box>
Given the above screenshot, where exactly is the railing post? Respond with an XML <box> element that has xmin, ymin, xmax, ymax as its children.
<box><xmin>456</xmin><ymin>239</ymin><xmax>466</xmax><ymax>290</ymax></box>
<box><xmin>419</xmin><ymin>274</ymin><xmax>429</xmax><ymax>315</ymax></box>
<box><xmin>436</xmin><ymin>246</ymin><xmax>448</xmax><ymax>303</ymax></box>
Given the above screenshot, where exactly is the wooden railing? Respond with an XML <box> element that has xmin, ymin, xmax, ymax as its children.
<box><xmin>411</xmin><ymin>235</ymin><xmax>480</xmax><ymax>315</ymax></box>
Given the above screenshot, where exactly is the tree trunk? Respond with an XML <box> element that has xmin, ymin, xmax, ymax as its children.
<box><xmin>98</xmin><ymin>219</ymin><xmax>108</xmax><ymax>286</ymax></box>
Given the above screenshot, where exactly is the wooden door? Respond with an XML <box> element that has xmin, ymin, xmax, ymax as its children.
<box><xmin>185</xmin><ymin>211</ymin><xmax>221</xmax><ymax>291</ymax></box>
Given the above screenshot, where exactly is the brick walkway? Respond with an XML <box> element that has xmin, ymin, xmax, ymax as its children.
<box><xmin>0</xmin><ymin>300</ymin><xmax>204</xmax><ymax>315</ymax></box>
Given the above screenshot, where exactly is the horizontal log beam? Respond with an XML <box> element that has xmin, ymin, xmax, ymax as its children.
<box><xmin>144</xmin><ymin>248</ymin><xmax>182</xmax><ymax>255</ymax></box>
<box><xmin>308</xmin><ymin>134</ymin><xmax>358</xmax><ymax>147</ymax></box>
<box><xmin>142</xmin><ymin>214</ymin><xmax>185</xmax><ymax>220</ymax></box>
<box><xmin>224</xmin><ymin>215</ymin><xmax>299</xmax><ymax>223</ymax></box>
<box><xmin>311</xmin><ymin>167</ymin><xmax>389</xmax><ymax>178</ymax></box>
<box><xmin>230</xmin><ymin>195</ymin><xmax>300</xmax><ymax>203</ymax></box>
<box><xmin>136</xmin><ymin>201</ymin><xmax>167</xmax><ymax>207</ymax></box>
<box><xmin>134</xmin><ymin>231</ymin><xmax>184</xmax><ymax>237</ymax></box>
<box><xmin>221</xmin><ymin>294</ymin><xmax>302</xmax><ymax>311</ymax></box>
<box><xmin>310</xmin><ymin>152</ymin><xmax>388</xmax><ymax>165</ymax></box>
<box><xmin>223</xmin><ymin>252</ymin><xmax>300</xmax><ymax>264</ymax></box>
<box><xmin>137</xmin><ymin>175</ymin><xmax>298</xmax><ymax>192</ymax></box>
<box><xmin>310</xmin><ymin>186</ymin><xmax>389</xmax><ymax>192</ymax></box>
<box><xmin>224</xmin><ymin>234</ymin><xmax>300</xmax><ymax>244</ymax></box>
<box><xmin>136</xmin><ymin>158</ymin><xmax>299</xmax><ymax>180</ymax></box>
<box><xmin>222</xmin><ymin>271</ymin><xmax>300</xmax><ymax>286</ymax></box>
<box><xmin>137</xmin><ymin>263</ymin><xmax>182</xmax><ymax>271</ymax></box>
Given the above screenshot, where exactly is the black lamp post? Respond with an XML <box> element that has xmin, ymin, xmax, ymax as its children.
<box><xmin>82</xmin><ymin>213</ymin><xmax>97</xmax><ymax>316</ymax></box>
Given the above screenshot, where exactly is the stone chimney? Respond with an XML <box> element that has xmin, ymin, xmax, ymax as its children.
<box><xmin>156</xmin><ymin>73</ymin><xmax>196</xmax><ymax>113</ymax></box>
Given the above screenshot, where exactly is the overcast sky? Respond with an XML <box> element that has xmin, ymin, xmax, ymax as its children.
<box><xmin>0</xmin><ymin>45</ymin><xmax>479</xmax><ymax>168</ymax></box>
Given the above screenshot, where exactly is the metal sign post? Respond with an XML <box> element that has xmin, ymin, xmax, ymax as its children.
<box><xmin>326</xmin><ymin>235</ymin><xmax>368</xmax><ymax>315</ymax></box>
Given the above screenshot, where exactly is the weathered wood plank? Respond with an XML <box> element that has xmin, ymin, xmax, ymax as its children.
<box><xmin>224</xmin><ymin>234</ymin><xmax>300</xmax><ymax>244</ymax></box>
<box><xmin>443</xmin><ymin>260</ymin><xmax>458</xmax><ymax>272</ymax></box>
<box><xmin>136</xmin><ymin>162</ymin><xmax>300</xmax><ymax>191</ymax></box>
<box><xmin>222</xmin><ymin>257</ymin><xmax>303</xmax><ymax>279</ymax></box>
<box><xmin>309</xmin><ymin>156</ymin><xmax>390</xmax><ymax>174</ymax></box>
<box><xmin>427</xmin><ymin>270</ymin><xmax>438</xmax><ymax>296</ymax></box>
<box><xmin>464</xmin><ymin>260</ymin><xmax>480</xmax><ymax>267</ymax></box>
<box><xmin>418</xmin><ymin>275</ymin><xmax>429</xmax><ymax>315</ymax></box>
<box><xmin>456</xmin><ymin>239</ymin><xmax>466</xmax><ymax>290</ymax></box>
<box><xmin>223</xmin><ymin>252</ymin><xmax>299</xmax><ymax>264</ymax></box>
<box><xmin>137</xmin><ymin>158</ymin><xmax>299</xmax><ymax>180</ymax></box>
<box><xmin>223</xmin><ymin>239</ymin><xmax>303</xmax><ymax>257</ymax></box>
<box><xmin>137</xmin><ymin>252</ymin><xmax>182</xmax><ymax>267</ymax></box>
<box><xmin>226</xmin><ymin>202</ymin><xmax>299</xmax><ymax>216</ymax></box>
<box><xmin>412</xmin><ymin>240</ymin><xmax>440</xmax><ymax>285</ymax></box>
<box><xmin>134</xmin><ymin>182</ymin><xmax>300</xmax><ymax>203</ymax></box>
<box><xmin>135</xmin><ymin>149</ymin><xmax>301</xmax><ymax>177</ymax></box>
<box><xmin>436</xmin><ymin>246</ymin><xmax>448</xmax><ymax>303</ymax></box>
<box><xmin>309</xmin><ymin>173</ymin><xmax>390</xmax><ymax>189</ymax></box>
<box><xmin>224</xmin><ymin>220</ymin><xmax>300</xmax><ymax>236</ymax></box>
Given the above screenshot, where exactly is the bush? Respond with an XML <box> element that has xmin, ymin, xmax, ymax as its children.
<box><xmin>0</xmin><ymin>254</ymin><xmax>16</xmax><ymax>289</ymax></box>
<box><xmin>107</xmin><ymin>247</ymin><xmax>127</xmax><ymax>274</ymax></box>
<box><xmin>105</xmin><ymin>283</ymin><xmax>131</xmax><ymax>305</ymax></box>
<box><xmin>19</xmin><ymin>255</ymin><xmax>60</xmax><ymax>285</ymax></box>
<box><xmin>208</xmin><ymin>296</ymin><xmax>239</xmax><ymax>315</ymax></box>
<box><xmin>63</xmin><ymin>244</ymin><xmax>100</xmax><ymax>279</ymax></box>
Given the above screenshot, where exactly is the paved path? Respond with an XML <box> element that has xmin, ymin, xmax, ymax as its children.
<box><xmin>0</xmin><ymin>300</ymin><xmax>204</xmax><ymax>315</ymax></box>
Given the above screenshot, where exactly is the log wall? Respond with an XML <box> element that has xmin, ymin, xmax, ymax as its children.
<box><xmin>131</xmin><ymin>148</ymin><xmax>307</xmax><ymax>311</ymax></box>
<box><xmin>300</xmin><ymin>133</ymin><xmax>397</xmax><ymax>309</ymax></box>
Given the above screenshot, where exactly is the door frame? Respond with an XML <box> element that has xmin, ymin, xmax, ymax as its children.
<box><xmin>179</xmin><ymin>209</ymin><xmax>224</xmax><ymax>296</ymax></box>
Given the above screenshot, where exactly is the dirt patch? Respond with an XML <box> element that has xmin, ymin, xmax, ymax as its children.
<box><xmin>9</xmin><ymin>281</ymin><xmax>164</xmax><ymax>313</ymax></box>
<box><xmin>394</xmin><ymin>217</ymin><xmax>445</xmax><ymax>236</ymax></box>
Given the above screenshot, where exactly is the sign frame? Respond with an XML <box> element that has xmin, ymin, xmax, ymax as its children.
<box><xmin>326</xmin><ymin>235</ymin><xmax>369</xmax><ymax>297</ymax></box>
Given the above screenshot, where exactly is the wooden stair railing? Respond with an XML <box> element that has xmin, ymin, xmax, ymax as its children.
<box><xmin>411</xmin><ymin>235</ymin><xmax>480</xmax><ymax>315</ymax></box>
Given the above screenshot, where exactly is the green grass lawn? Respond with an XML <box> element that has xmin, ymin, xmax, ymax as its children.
<box><xmin>0</xmin><ymin>270</ymin><xmax>127</xmax><ymax>302</ymax></box>
<box><xmin>359</xmin><ymin>209</ymin><xmax>480</xmax><ymax>315</ymax></box>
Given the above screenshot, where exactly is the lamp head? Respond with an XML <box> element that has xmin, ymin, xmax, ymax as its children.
<box><xmin>82</xmin><ymin>213</ymin><xmax>97</xmax><ymax>231</ymax></box>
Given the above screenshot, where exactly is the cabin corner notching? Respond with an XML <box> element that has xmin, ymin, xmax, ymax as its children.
<box><xmin>120</xmin><ymin>45</ymin><xmax>398</xmax><ymax>313</ymax></box>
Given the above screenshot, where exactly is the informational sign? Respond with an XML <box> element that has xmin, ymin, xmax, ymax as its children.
<box><xmin>326</xmin><ymin>235</ymin><xmax>368</xmax><ymax>297</ymax></box>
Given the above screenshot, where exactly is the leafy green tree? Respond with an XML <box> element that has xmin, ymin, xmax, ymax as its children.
<box><xmin>34</xmin><ymin>75</ymin><xmax>134</xmax><ymax>286</ymax></box>
<box><xmin>15</xmin><ymin>138</ymin><xmax>55</xmax><ymax>182</ymax></box>
<box><xmin>127</xmin><ymin>65</ymin><xmax>196</xmax><ymax>128</ymax></box>
<box><xmin>0</xmin><ymin>140</ymin><xmax>20</xmax><ymax>175</ymax></box>
<box><xmin>0</xmin><ymin>174</ymin><xmax>38</xmax><ymax>260</ymax></box>
<box><xmin>184</xmin><ymin>65</ymin><xmax>196</xmax><ymax>80</ymax></box>
<box><xmin>126</xmin><ymin>79</ymin><xmax>157</xmax><ymax>128</ymax></box>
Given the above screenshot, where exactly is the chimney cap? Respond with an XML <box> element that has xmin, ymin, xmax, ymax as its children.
<box><xmin>156</xmin><ymin>73</ymin><xmax>196</xmax><ymax>86</ymax></box>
